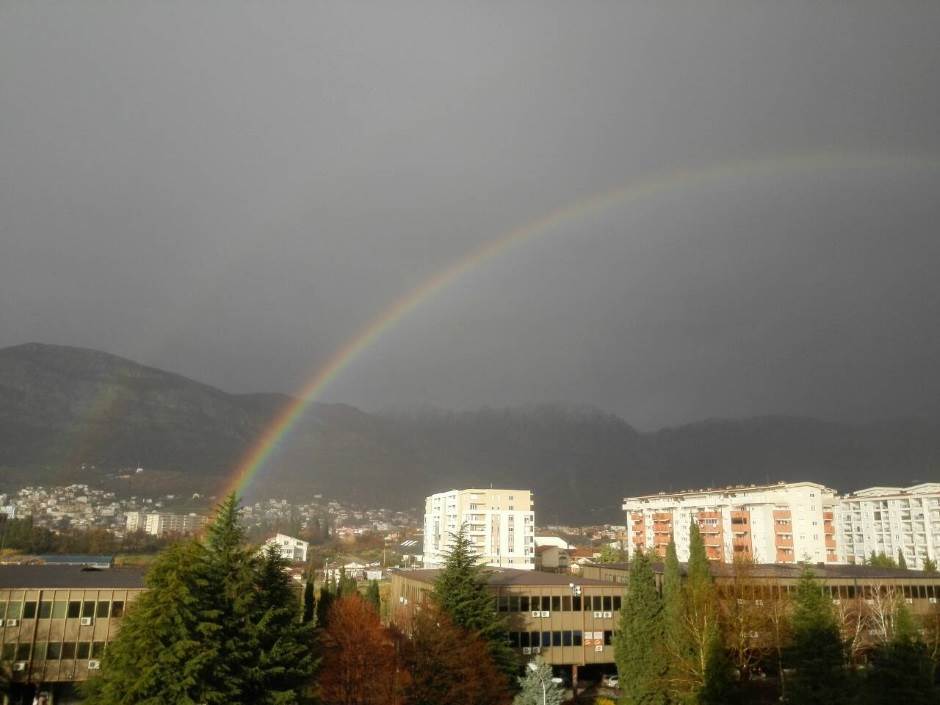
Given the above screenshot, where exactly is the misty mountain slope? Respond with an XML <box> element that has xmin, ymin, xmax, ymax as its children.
<box><xmin>1</xmin><ymin>343</ymin><xmax>938</xmax><ymax>521</ymax></box>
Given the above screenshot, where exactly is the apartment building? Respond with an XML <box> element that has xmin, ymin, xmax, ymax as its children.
<box><xmin>389</xmin><ymin>568</ymin><xmax>623</xmax><ymax>685</ymax></box>
<box><xmin>623</xmin><ymin>481</ymin><xmax>838</xmax><ymax>564</ymax></box>
<box><xmin>423</xmin><ymin>489</ymin><xmax>535</xmax><ymax>569</ymax></box>
<box><xmin>125</xmin><ymin>511</ymin><xmax>208</xmax><ymax>537</ymax></box>
<box><xmin>0</xmin><ymin>565</ymin><xmax>146</xmax><ymax>702</ymax></box>
<box><xmin>838</xmin><ymin>483</ymin><xmax>940</xmax><ymax>569</ymax></box>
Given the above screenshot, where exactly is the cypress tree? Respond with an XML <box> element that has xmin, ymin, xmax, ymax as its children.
<box><xmin>432</xmin><ymin>523</ymin><xmax>516</xmax><ymax>679</ymax></box>
<box><xmin>786</xmin><ymin>568</ymin><xmax>850</xmax><ymax>705</ymax></box>
<box><xmin>663</xmin><ymin>538</ymin><xmax>690</xmax><ymax>699</ymax></box>
<box><xmin>366</xmin><ymin>579</ymin><xmax>381</xmax><ymax>611</ymax></box>
<box><xmin>316</xmin><ymin>584</ymin><xmax>334</xmax><ymax>627</ymax></box>
<box><xmin>614</xmin><ymin>550</ymin><xmax>669</xmax><ymax>705</ymax></box>
<box><xmin>302</xmin><ymin>580</ymin><xmax>316</xmax><ymax>624</ymax></box>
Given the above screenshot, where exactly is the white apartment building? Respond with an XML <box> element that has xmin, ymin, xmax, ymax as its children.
<box><xmin>125</xmin><ymin>511</ymin><xmax>207</xmax><ymax>537</ymax></box>
<box><xmin>263</xmin><ymin>532</ymin><xmax>309</xmax><ymax>563</ymax></box>
<box><xmin>623</xmin><ymin>481</ymin><xmax>838</xmax><ymax>564</ymax></box>
<box><xmin>838</xmin><ymin>483</ymin><xmax>940</xmax><ymax>569</ymax></box>
<box><xmin>423</xmin><ymin>489</ymin><xmax>535</xmax><ymax>569</ymax></box>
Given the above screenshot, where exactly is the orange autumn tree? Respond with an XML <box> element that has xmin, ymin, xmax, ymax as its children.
<box><xmin>402</xmin><ymin>601</ymin><xmax>512</xmax><ymax>705</ymax></box>
<box><xmin>319</xmin><ymin>594</ymin><xmax>406</xmax><ymax>705</ymax></box>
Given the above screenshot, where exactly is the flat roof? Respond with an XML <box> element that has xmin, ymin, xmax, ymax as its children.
<box><xmin>0</xmin><ymin>565</ymin><xmax>147</xmax><ymax>589</ymax></box>
<box><xmin>584</xmin><ymin>562</ymin><xmax>940</xmax><ymax>581</ymax></box>
<box><xmin>625</xmin><ymin>481</ymin><xmax>834</xmax><ymax>503</ymax></box>
<box><xmin>390</xmin><ymin>568</ymin><xmax>615</xmax><ymax>587</ymax></box>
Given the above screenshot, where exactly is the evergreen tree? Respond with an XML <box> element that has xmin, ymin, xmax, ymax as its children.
<box><xmin>663</xmin><ymin>538</ymin><xmax>690</xmax><ymax>700</ymax></box>
<box><xmin>245</xmin><ymin>546</ymin><xmax>318</xmax><ymax>704</ymax></box>
<box><xmin>786</xmin><ymin>568</ymin><xmax>850</xmax><ymax>705</ymax></box>
<box><xmin>897</xmin><ymin>550</ymin><xmax>907</xmax><ymax>570</ymax></box>
<box><xmin>432</xmin><ymin>524</ymin><xmax>516</xmax><ymax>679</ymax></box>
<box><xmin>366</xmin><ymin>579</ymin><xmax>381</xmax><ymax>612</ymax></box>
<box><xmin>614</xmin><ymin>550</ymin><xmax>669</xmax><ymax>705</ymax></box>
<box><xmin>82</xmin><ymin>539</ymin><xmax>231</xmax><ymax>703</ymax></box>
<box><xmin>302</xmin><ymin>580</ymin><xmax>316</xmax><ymax>624</ymax></box>
<box><xmin>513</xmin><ymin>658</ymin><xmax>563</xmax><ymax>705</ymax></box>
<box><xmin>316</xmin><ymin>585</ymin><xmax>335</xmax><ymax>627</ymax></box>
<box><xmin>863</xmin><ymin>602</ymin><xmax>937</xmax><ymax>705</ymax></box>
<box><xmin>924</xmin><ymin>557</ymin><xmax>938</xmax><ymax>574</ymax></box>
<box><xmin>84</xmin><ymin>494</ymin><xmax>315</xmax><ymax>705</ymax></box>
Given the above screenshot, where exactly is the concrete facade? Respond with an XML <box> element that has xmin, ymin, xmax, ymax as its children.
<box><xmin>623</xmin><ymin>481</ymin><xmax>838</xmax><ymax>564</ymax></box>
<box><xmin>423</xmin><ymin>489</ymin><xmax>535</xmax><ymax>569</ymax></box>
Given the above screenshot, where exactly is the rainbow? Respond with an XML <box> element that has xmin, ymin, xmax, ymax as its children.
<box><xmin>221</xmin><ymin>150</ymin><xmax>939</xmax><ymax>498</ymax></box>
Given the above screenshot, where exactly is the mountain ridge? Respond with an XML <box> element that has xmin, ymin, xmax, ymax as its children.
<box><xmin>1</xmin><ymin>343</ymin><xmax>937</xmax><ymax>521</ymax></box>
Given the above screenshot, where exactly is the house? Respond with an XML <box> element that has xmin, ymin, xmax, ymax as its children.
<box><xmin>263</xmin><ymin>533</ymin><xmax>309</xmax><ymax>563</ymax></box>
<box><xmin>535</xmin><ymin>545</ymin><xmax>571</xmax><ymax>572</ymax></box>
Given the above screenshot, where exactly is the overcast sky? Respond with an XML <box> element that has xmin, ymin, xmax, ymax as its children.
<box><xmin>1</xmin><ymin>2</ymin><xmax>939</xmax><ymax>429</ymax></box>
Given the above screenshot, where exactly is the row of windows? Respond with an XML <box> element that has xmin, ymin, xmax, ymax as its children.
<box><xmin>495</xmin><ymin>594</ymin><xmax>622</xmax><ymax>613</ymax></box>
<box><xmin>1</xmin><ymin>640</ymin><xmax>107</xmax><ymax>661</ymax></box>
<box><xmin>1</xmin><ymin>600</ymin><xmax>124</xmax><ymax>621</ymax></box>
<box><xmin>507</xmin><ymin>630</ymin><xmax>614</xmax><ymax>648</ymax></box>
<box><xmin>714</xmin><ymin>583</ymin><xmax>940</xmax><ymax>600</ymax></box>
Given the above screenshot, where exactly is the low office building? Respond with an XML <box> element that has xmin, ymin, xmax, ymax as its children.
<box><xmin>623</xmin><ymin>481</ymin><xmax>838</xmax><ymax>564</ymax></box>
<box><xmin>423</xmin><ymin>489</ymin><xmax>535</xmax><ymax>569</ymax></box>
<box><xmin>389</xmin><ymin>568</ymin><xmax>624</xmax><ymax>683</ymax></box>
<box><xmin>580</xmin><ymin>561</ymin><xmax>940</xmax><ymax>621</ymax></box>
<box><xmin>838</xmin><ymin>483</ymin><xmax>940</xmax><ymax>569</ymax></box>
<box><xmin>0</xmin><ymin>565</ymin><xmax>147</xmax><ymax>702</ymax></box>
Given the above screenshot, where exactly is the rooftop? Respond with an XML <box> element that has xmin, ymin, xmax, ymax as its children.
<box><xmin>390</xmin><ymin>568</ymin><xmax>613</xmax><ymax>587</ymax></box>
<box><xmin>586</xmin><ymin>562</ymin><xmax>940</xmax><ymax>581</ymax></box>
<box><xmin>0</xmin><ymin>565</ymin><xmax>147</xmax><ymax>589</ymax></box>
<box><xmin>624</xmin><ymin>481</ymin><xmax>835</xmax><ymax>503</ymax></box>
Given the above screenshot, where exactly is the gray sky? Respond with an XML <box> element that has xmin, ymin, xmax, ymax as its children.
<box><xmin>1</xmin><ymin>1</ymin><xmax>939</xmax><ymax>429</ymax></box>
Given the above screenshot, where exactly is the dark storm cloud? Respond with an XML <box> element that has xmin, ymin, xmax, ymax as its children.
<box><xmin>1</xmin><ymin>1</ymin><xmax>938</xmax><ymax>428</ymax></box>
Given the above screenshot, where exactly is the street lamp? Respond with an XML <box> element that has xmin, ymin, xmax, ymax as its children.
<box><xmin>527</xmin><ymin>660</ymin><xmax>547</xmax><ymax>705</ymax></box>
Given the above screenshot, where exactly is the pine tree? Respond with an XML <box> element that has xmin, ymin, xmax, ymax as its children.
<box><xmin>81</xmin><ymin>540</ymin><xmax>232</xmax><ymax>703</ymax></box>
<box><xmin>614</xmin><ymin>550</ymin><xmax>669</xmax><ymax>705</ymax></box>
<box><xmin>863</xmin><ymin>602</ymin><xmax>937</xmax><ymax>705</ymax></box>
<box><xmin>366</xmin><ymin>579</ymin><xmax>381</xmax><ymax>612</ymax></box>
<box><xmin>897</xmin><ymin>550</ymin><xmax>907</xmax><ymax>569</ymax></box>
<box><xmin>83</xmin><ymin>494</ymin><xmax>315</xmax><ymax>705</ymax></box>
<box><xmin>786</xmin><ymin>568</ymin><xmax>850</xmax><ymax>705</ymax></box>
<box><xmin>663</xmin><ymin>537</ymin><xmax>689</xmax><ymax>699</ymax></box>
<box><xmin>244</xmin><ymin>546</ymin><xmax>318</xmax><ymax>704</ymax></box>
<box><xmin>432</xmin><ymin>524</ymin><xmax>516</xmax><ymax>678</ymax></box>
<box><xmin>302</xmin><ymin>580</ymin><xmax>316</xmax><ymax>624</ymax></box>
<box><xmin>513</xmin><ymin>658</ymin><xmax>563</xmax><ymax>705</ymax></box>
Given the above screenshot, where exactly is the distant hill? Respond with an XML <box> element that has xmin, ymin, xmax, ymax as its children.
<box><xmin>1</xmin><ymin>343</ymin><xmax>938</xmax><ymax>521</ymax></box>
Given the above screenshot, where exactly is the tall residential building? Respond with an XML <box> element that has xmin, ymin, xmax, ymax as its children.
<box><xmin>623</xmin><ymin>481</ymin><xmax>838</xmax><ymax>564</ymax></box>
<box><xmin>423</xmin><ymin>489</ymin><xmax>535</xmax><ymax>569</ymax></box>
<box><xmin>263</xmin><ymin>533</ymin><xmax>309</xmax><ymax>563</ymax></box>
<box><xmin>125</xmin><ymin>511</ymin><xmax>207</xmax><ymax>537</ymax></box>
<box><xmin>838</xmin><ymin>483</ymin><xmax>940</xmax><ymax>569</ymax></box>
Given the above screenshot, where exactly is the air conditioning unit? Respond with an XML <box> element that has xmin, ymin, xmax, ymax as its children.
<box><xmin>832</xmin><ymin>599</ymin><xmax>841</xmax><ymax>605</ymax></box>
<box><xmin>532</xmin><ymin>647</ymin><xmax>541</xmax><ymax>654</ymax></box>
<box><xmin>905</xmin><ymin>598</ymin><xmax>913</xmax><ymax>605</ymax></box>
<box><xmin>80</xmin><ymin>617</ymin><xmax>94</xmax><ymax>626</ymax></box>
<box><xmin>522</xmin><ymin>647</ymin><xmax>532</xmax><ymax>655</ymax></box>
<box><xmin>593</xmin><ymin>611</ymin><xmax>602</xmax><ymax>618</ymax></box>
<box><xmin>88</xmin><ymin>660</ymin><xmax>101</xmax><ymax>670</ymax></box>
<box><xmin>12</xmin><ymin>662</ymin><xmax>26</xmax><ymax>672</ymax></box>
<box><xmin>531</xmin><ymin>610</ymin><xmax>541</xmax><ymax>618</ymax></box>
<box><xmin>540</xmin><ymin>610</ymin><xmax>550</xmax><ymax>618</ymax></box>
<box><xmin>929</xmin><ymin>597</ymin><xmax>938</xmax><ymax>604</ymax></box>
<box><xmin>754</xmin><ymin>599</ymin><xmax>764</xmax><ymax>606</ymax></box>
<box><xmin>603</xmin><ymin>611</ymin><xmax>612</xmax><ymax>618</ymax></box>
<box><xmin>5</xmin><ymin>618</ymin><xmax>19</xmax><ymax>627</ymax></box>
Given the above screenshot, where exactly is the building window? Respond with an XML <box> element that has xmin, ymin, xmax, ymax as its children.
<box><xmin>552</xmin><ymin>631</ymin><xmax>562</xmax><ymax>647</ymax></box>
<box><xmin>45</xmin><ymin>642</ymin><xmax>61</xmax><ymax>660</ymax></box>
<box><xmin>551</xmin><ymin>596</ymin><xmax>561</xmax><ymax>612</ymax></box>
<box><xmin>92</xmin><ymin>641</ymin><xmax>106</xmax><ymax>658</ymax></box>
<box><xmin>96</xmin><ymin>601</ymin><xmax>111</xmax><ymax>619</ymax></box>
<box><xmin>613</xmin><ymin>596</ymin><xmax>622</xmax><ymax>611</ymax></box>
<box><xmin>531</xmin><ymin>632</ymin><xmax>541</xmax><ymax>647</ymax></box>
<box><xmin>520</xmin><ymin>596</ymin><xmax>530</xmax><ymax>612</ymax></box>
<box><xmin>22</xmin><ymin>601</ymin><xmax>36</xmax><ymax>619</ymax></box>
<box><xmin>111</xmin><ymin>601</ymin><xmax>125</xmax><ymax>618</ymax></box>
<box><xmin>1</xmin><ymin>644</ymin><xmax>14</xmax><ymax>661</ymax></box>
<box><xmin>573</xmin><ymin>595</ymin><xmax>582</xmax><ymax>611</ymax></box>
<box><xmin>562</xmin><ymin>596</ymin><xmax>572</xmax><ymax>611</ymax></box>
<box><xmin>82</xmin><ymin>601</ymin><xmax>96</xmax><ymax>619</ymax></box>
<box><xmin>604</xmin><ymin>630</ymin><xmax>613</xmax><ymax>646</ymax></box>
<box><xmin>562</xmin><ymin>630</ymin><xmax>573</xmax><ymax>646</ymax></box>
<box><xmin>61</xmin><ymin>642</ymin><xmax>76</xmax><ymax>659</ymax></box>
<box><xmin>15</xmin><ymin>644</ymin><xmax>30</xmax><ymax>661</ymax></box>
<box><xmin>508</xmin><ymin>632</ymin><xmax>519</xmax><ymax>648</ymax></box>
<box><xmin>52</xmin><ymin>601</ymin><xmax>67</xmax><ymax>619</ymax></box>
<box><xmin>573</xmin><ymin>630</ymin><xmax>583</xmax><ymax>646</ymax></box>
<box><xmin>603</xmin><ymin>596</ymin><xmax>613</xmax><ymax>612</ymax></box>
<box><xmin>542</xmin><ymin>631</ymin><xmax>551</xmax><ymax>648</ymax></box>
<box><xmin>77</xmin><ymin>642</ymin><xmax>91</xmax><ymax>659</ymax></box>
<box><xmin>520</xmin><ymin>631</ymin><xmax>531</xmax><ymax>648</ymax></box>
<box><xmin>67</xmin><ymin>601</ymin><xmax>81</xmax><ymax>619</ymax></box>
